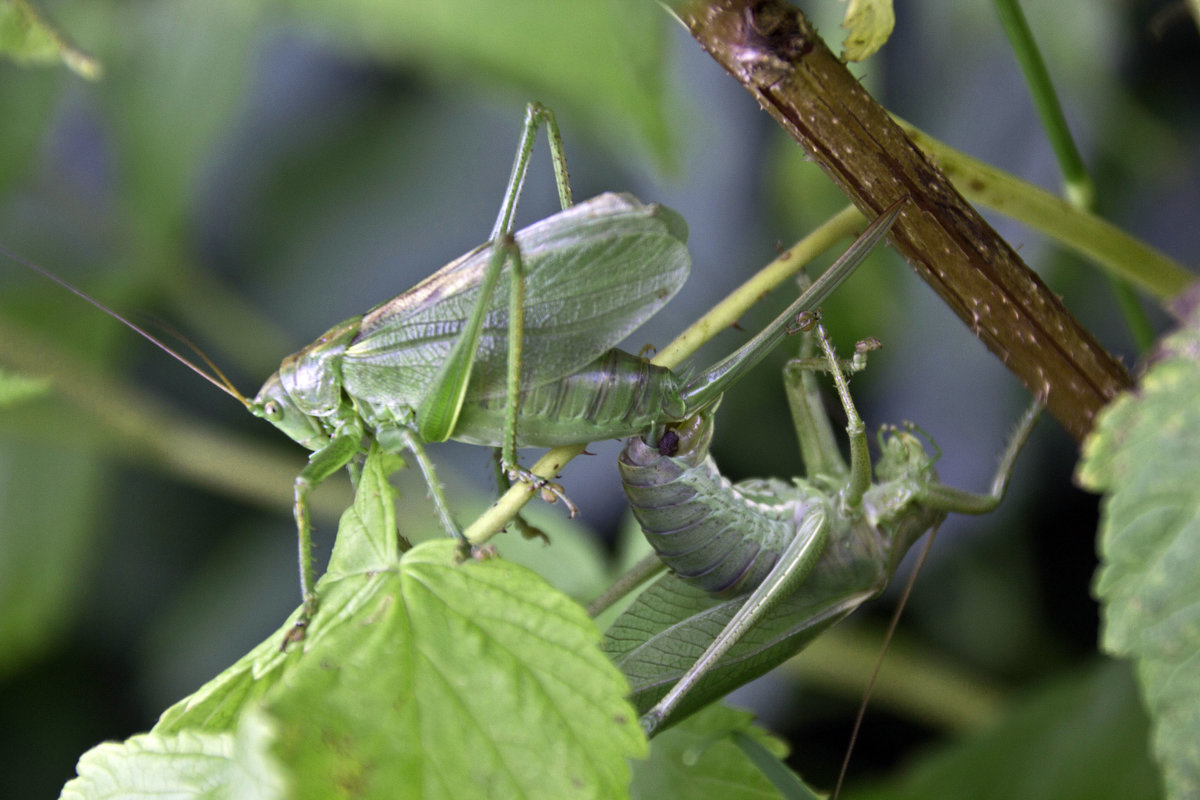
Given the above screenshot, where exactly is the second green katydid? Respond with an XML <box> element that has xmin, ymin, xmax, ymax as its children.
<box><xmin>607</xmin><ymin>314</ymin><xmax>1040</xmax><ymax>736</ymax></box>
<box><xmin>7</xmin><ymin>103</ymin><xmax>904</xmax><ymax>637</ymax></box>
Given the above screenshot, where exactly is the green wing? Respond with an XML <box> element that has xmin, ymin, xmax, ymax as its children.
<box><xmin>341</xmin><ymin>192</ymin><xmax>690</xmax><ymax>410</ymax></box>
<box><xmin>603</xmin><ymin>530</ymin><xmax>883</xmax><ymax>728</ymax></box>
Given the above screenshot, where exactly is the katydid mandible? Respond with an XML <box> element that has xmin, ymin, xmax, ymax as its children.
<box><xmin>609</xmin><ymin>316</ymin><xmax>1040</xmax><ymax>735</ymax></box>
<box><xmin>3</xmin><ymin>103</ymin><xmax>905</xmax><ymax>639</ymax></box>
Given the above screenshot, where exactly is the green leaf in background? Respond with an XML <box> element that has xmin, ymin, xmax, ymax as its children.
<box><xmin>840</xmin><ymin>0</ymin><xmax>895</xmax><ymax>62</ymax></box>
<box><xmin>845</xmin><ymin>659</ymin><xmax>1159</xmax><ymax>800</ymax></box>
<box><xmin>283</xmin><ymin>0</ymin><xmax>673</xmax><ymax>164</ymax></box>
<box><xmin>632</xmin><ymin>704</ymin><xmax>813</xmax><ymax>800</ymax></box>
<box><xmin>0</xmin><ymin>445</ymin><xmax>104</xmax><ymax>679</ymax></box>
<box><xmin>81</xmin><ymin>445</ymin><xmax>647</xmax><ymax>799</ymax></box>
<box><xmin>1077</xmin><ymin>285</ymin><xmax>1200</xmax><ymax>800</ymax></box>
<box><xmin>98</xmin><ymin>0</ymin><xmax>264</xmax><ymax>245</ymax></box>
<box><xmin>0</xmin><ymin>0</ymin><xmax>100</xmax><ymax>78</ymax></box>
<box><xmin>0</xmin><ymin>365</ymin><xmax>48</xmax><ymax>406</ymax></box>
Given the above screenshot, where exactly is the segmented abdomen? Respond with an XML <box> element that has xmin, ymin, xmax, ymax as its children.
<box><xmin>618</xmin><ymin>414</ymin><xmax>828</xmax><ymax>595</ymax></box>
<box><xmin>453</xmin><ymin>348</ymin><xmax>688</xmax><ymax>446</ymax></box>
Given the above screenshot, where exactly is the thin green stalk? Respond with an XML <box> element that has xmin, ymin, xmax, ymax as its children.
<box><xmin>993</xmin><ymin>0</ymin><xmax>1091</xmax><ymax>206</ymax></box>
<box><xmin>994</xmin><ymin>0</ymin><xmax>1155</xmax><ymax>350</ymax></box>
<box><xmin>896</xmin><ymin>119</ymin><xmax>1192</xmax><ymax>300</ymax></box>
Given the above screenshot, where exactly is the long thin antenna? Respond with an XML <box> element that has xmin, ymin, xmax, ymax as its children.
<box><xmin>832</xmin><ymin>526</ymin><xmax>939</xmax><ymax>800</ymax></box>
<box><xmin>1</xmin><ymin>244</ymin><xmax>250</xmax><ymax>405</ymax></box>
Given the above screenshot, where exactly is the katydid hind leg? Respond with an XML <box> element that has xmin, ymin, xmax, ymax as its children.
<box><xmin>417</xmin><ymin>103</ymin><xmax>576</xmax><ymax>491</ymax></box>
<box><xmin>490</xmin><ymin>102</ymin><xmax>573</xmax><ymax>241</ymax></box>
<box><xmin>492</xmin><ymin>106</ymin><xmax>585</xmax><ymax>504</ymax></box>
<box><xmin>642</xmin><ymin>510</ymin><xmax>832</xmax><ymax>735</ymax></box>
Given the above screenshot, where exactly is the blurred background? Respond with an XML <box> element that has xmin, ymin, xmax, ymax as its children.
<box><xmin>0</xmin><ymin>0</ymin><xmax>1196</xmax><ymax>796</ymax></box>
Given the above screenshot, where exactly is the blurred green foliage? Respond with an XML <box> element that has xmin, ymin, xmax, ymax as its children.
<box><xmin>1</xmin><ymin>0</ymin><xmax>1196</xmax><ymax>797</ymax></box>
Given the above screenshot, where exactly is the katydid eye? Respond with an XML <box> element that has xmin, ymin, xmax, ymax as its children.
<box><xmin>263</xmin><ymin>400</ymin><xmax>283</xmax><ymax>420</ymax></box>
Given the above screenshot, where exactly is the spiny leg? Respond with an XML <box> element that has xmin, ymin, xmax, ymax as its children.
<box><xmin>389</xmin><ymin>428</ymin><xmax>463</xmax><ymax>544</ymax></box>
<box><xmin>491</xmin><ymin>105</ymin><xmax>584</xmax><ymax>508</ymax></box>
<box><xmin>916</xmin><ymin>401</ymin><xmax>1042</xmax><ymax>514</ymax></box>
<box><xmin>487</xmin><ymin>237</ymin><xmax>578</xmax><ymax>513</ymax></box>
<box><xmin>489</xmin><ymin>105</ymin><xmax>569</xmax><ymax>469</ymax></box>
<box><xmin>284</xmin><ymin>431</ymin><xmax>362</xmax><ymax>647</ymax></box>
<box><xmin>490</xmin><ymin>102</ymin><xmax>573</xmax><ymax>241</ymax></box>
<box><xmin>487</xmin><ymin>230</ymin><xmax>580</xmax><ymax>521</ymax></box>
<box><xmin>784</xmin><ymin>329</ymin><xmax>879</xmax><ymax>484</ymax></box>
<box><xmin>414</xmin><ymin>103</ymin><xmax>573</xmax><ymax>452</ymax></box>
<box><xmin>415</xmin><ymin>105</ymin><xmax>582</xmax><ymax>515</ymax></box>
<box><xmin>796</xmin><ymin>313</ymin><xmax>873</xmax><ymax>511</ymax></box>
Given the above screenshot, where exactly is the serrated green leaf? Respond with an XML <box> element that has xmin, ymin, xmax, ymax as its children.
<box><xmin>144</xmin><ymin>446</ymin><xmax>643</xmax><ymax>799</ymax></box>
<box><xmin>224</xmin><ymin>709</ymin><xmax>289</xmax><ymax>800</ymax></box>
<box><xmin>633</xmin><ymin>704</ymin><xmax>809</xmax><ymax>800</ymax></box>
<box><xmin>0</xmin><ymin>0</ymin><xmax>100</xmax><ymax>78</ymax></box>
<box><xmin>59</xmin><ymin>730</ymin><xmax>238</xmax><ymax>800</ymax></box>
<box><xmin>59</xmin><ymin>712</ymin><xmax>288</xmax><ymax>800</ymax></box>
<box><xmin>840</xmin><ymin>0</ymin><xmax>895</xmax><ymax>62</ymax></box>
<box><xmin>1077</xmin><ymin>289</ymin><xmax>1200</xmax><ymax>800</ymax></box>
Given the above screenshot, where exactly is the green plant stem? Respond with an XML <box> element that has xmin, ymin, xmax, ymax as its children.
<box><xmin>993</xmin><ymin>0</ymin><xmax>1156</xmax><ymax>351</ymax></box>
<box><xmin>464</xmin><ymin>204</ymin><xmax>868</xmax><ymax>544</ymax></box>
<box><xmin>895</xmin><ymin>120</ymin><xmax>1192</xmax><ymax>300</ymax></box>
<box><xmin>992</xmin><ymin>0</ymin><xmax>1091</xmax><ymax>207</ymax></box>
<box><xmin>667</xmin><ymin>0</ymin><xmax>1133</xmax><ymax>441</ymax></box>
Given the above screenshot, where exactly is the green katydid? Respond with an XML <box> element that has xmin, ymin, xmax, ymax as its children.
<box><xmin>607</xmin><ymin>312</ymin><xmax>1040</xmax><ymax>736</ymax></box>
<box><xmin>3</xmin><ymin>103</ymin><xmax>903</xmax><ymax>640</ymax></box>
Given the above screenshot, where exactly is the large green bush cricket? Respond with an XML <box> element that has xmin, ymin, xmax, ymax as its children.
<box><xmin>607</xmin><ymin>312</ymin><xmax>1040</xmax><ymax>737</ymax></box>
<box><xmin>5</xmin><ymin>103</ymin><xmax>906</xmax><ymax>640</ymax></box>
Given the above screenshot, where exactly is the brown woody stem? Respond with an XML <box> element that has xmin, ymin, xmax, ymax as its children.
<box><xmin>672</xmin><ymin>0</ymin><xmax>1133</xmax><ymax>442</ymax></box>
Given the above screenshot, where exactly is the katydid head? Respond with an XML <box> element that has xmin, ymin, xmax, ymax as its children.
<box><xmin>872</xmin><ymin>426</ymin><xmax>937</xmax><ymax>484</ymax></box>
<box><xmin>249</xmin><ymin>372</ymin><xmax>329</xmax><ymax>450</ymax></box>
<box><xmin>862</xmin><ymin>426</ymin><xmax>945</xmax><ymax>572</ymax></box>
